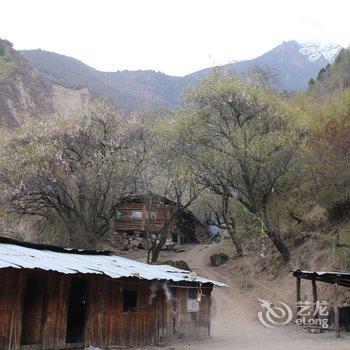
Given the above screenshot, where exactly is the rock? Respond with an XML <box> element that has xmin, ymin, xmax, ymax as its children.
<box><xmin>175</xmin><ymin>249</ymin><xmax>186</xmax><ymax>253</ymax></box>
<box><xmin>121</xmin><ymin>238</ymin><xmax>129</xmax><ymax>247</ymax></box>
<box><xmin>210</xmin><ymin>253</ymin><xmax>229</xmax><ymax>266</ymax></box>
<box><xmin>129</xmin><ymin>239</ymin><xmax>139</xmax><ymax>247</ymax></box>
<box><xmin>303</xmin><ymin>204</ymin><xmax>328</xmax><ymax>227</ymax></box>
<box><xmin>138</xmin><ymin>238</ymin><xmax>150</xmax><ymax>250</ymax></box>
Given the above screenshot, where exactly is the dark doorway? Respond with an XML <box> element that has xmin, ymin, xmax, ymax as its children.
<box><xmin>123</xmin><ymin>289</ymin><xmax>138</xmax><ymax>312</ymax></box>
<box><xmin>340</xmin><ymin>307</ymin><xmax>350</xmax><ymax>331</ymax></box>
<box><xmin>21</xmin><ymin>274</ymin><xmax>48</xmax><ymax>345</ymax></box>
<box><xmin>66</xmin><ymin>277</ymin><xmax>87</xmax><ymax>344</ymax></box>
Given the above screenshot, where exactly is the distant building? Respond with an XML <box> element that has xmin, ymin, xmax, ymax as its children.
<box><xmin>115</xmin><ymin>194</ymin><xmax>209</xmax><ymax>244</ymax></box>
<box><xmin>0</xmin><ymin>237</ymin><xmax>225</xmax><ymax>349</ymax></box>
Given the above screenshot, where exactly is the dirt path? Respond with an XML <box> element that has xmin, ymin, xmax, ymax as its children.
<box><xmin>159</xmin><ymin>244</ymin><xmax>350</xmax><ymax>350</ymax></box>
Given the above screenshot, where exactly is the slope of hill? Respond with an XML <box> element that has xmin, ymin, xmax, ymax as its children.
<box><xmin>0</xmin><ymin>39</ymin><xmax>91</xmax><ymax>127</ymax></box>
<box><xmin>20</xmin><ymin>49</ymin><xmax>185</xmax><ymax>110</ymax></box>
<box><xmin>20</xmin><ymin>41</ymin><xmax>341</xmax><ymax>111</ymax></box>
<box><xmin>186</xmin><ymin>41</ymin><xmax>342</xmax><ymax>91</ymax></box>
<box><xmin>309</xmin><ymin>46</ymin><xmax>350</xmax><ymax>94</ymax></box>
<box><xmin>0</xmin><ymin>39</ymin><xmax>53</xmax><ymax>127</ymax></box>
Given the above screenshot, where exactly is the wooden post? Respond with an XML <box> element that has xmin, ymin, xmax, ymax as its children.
<box><xmin>296</xmin><ymin>277</ymin><xmax>301</xmax><ymax>318</ymax></box>
<box><xmin>311</xmin><ymin>279</ymin><xmax>318</xmax><ymax>316</ymax></box>
<box><xmin>333</xmin><ymin>283</ymin><xmax>340</xmax><ymax>338</ymax></box>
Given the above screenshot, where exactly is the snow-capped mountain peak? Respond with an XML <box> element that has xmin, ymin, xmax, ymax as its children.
<box><xmin>299</xmin><ymin>43</ymin><xmax>342</xmax><ymax>63</ymax></box>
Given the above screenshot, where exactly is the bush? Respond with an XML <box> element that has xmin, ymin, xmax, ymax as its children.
<box><xmin>0</xmin><ymin>43</ymin><xmax>5</xmax><ymax>56</ymax></box>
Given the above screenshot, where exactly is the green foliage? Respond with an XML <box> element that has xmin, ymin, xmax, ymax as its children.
<box><xmin>0</xmin><ymin>57</ymin><xmax>13</xmax><ymax>80</ymax></box>
<box><xmin>338</xmin><ymin>230</ymin><xmax>350</xmax><ymax>247</ymax></box>
<box><xmin>0</xmin><ymin>42</ymin><xmax>13</xmax><ymax>80</ymax></box>
<box><xmin>339</xmin><ymin>248</ymin><xmax>350</xmax><ymax>270</ymax></box>
<box><xmin>0</xmin><ymin>43</ymin><xmax>5</xmax><ymax>56</ymax></box>
<box><xmin>310</xmin><ymin>47</ymin><xmax>350</xmax><ymax>95</ymax></box>
<box><xmin>168</xmin><ymin>70</ymin><xmax>301</xmax><ymax>261</ymax></box>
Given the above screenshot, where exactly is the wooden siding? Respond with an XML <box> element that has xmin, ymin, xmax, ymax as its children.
<box><xmin>159</xmin><ymin>287</ymin><xmax>212</xmax><ymax>342</ymax></box>
<box><xmin>115</xmin><ymin>202</ymin><xmax>175</xmax><ymax>232</ymax></box>
<box><xmin>0</xmin><ymin>269</ymin><xmax>213</xmax><ymax>350</ymax></box>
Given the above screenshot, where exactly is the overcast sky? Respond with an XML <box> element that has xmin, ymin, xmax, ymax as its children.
<box><xmin>1</xmin><ymin>0</ymin><xmax>349</xmax><ymax>76</ymax></box>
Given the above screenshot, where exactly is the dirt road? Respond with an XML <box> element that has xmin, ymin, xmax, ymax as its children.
<box><xmin>159</xmin><ymin>244</ymin><xmax>350</xmax><ymax>350</ymax></box>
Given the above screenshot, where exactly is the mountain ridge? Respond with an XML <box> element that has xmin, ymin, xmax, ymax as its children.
<box><xmin>19</xmin><ymin>40</ymin><xmax>341</xmax><ymax>111</ymax></box>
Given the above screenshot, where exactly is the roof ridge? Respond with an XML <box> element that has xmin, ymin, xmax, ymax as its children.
<box><xmin>0</xmin><ymin>236</ymin><xmax>112</xmax><ymax>256</ymax></box>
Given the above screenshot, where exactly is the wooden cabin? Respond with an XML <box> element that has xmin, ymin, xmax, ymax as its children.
<box><xmin>115</xmin><ymin>195</ymin><xmax>175</xmax><ymax>234</ymax></box>
<box><xmin>0</xmin><ymin>238</ymin><xmax>225</xmax><ymax>350</ymax></box>
<box><xmin>115</xmin><ymin>195</ymin><xmax>209</xmax><ymax>244</ymax></box>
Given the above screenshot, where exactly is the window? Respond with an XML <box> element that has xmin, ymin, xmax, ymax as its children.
<box><xmin>131</xmin><ymin>211</ymin><xmax>142</xmax><ymax>220</ymax></box>
<box><xmin>148</xmin><ymin>211</ymin><xmax>156</xmax><ymax>219</ymax></box>
<box><xmin>187</xmin><ymin>289</ymin><xmax>200</xmax><ymax>313</ymax></box>
<box><xmin>123</xmin><ymin>289</ymin><xmax>138</xmax><ymax>312</ymax></box>
<box><xmin>188</xmin><ymin>288</ymin><xmax>197</xmax><ymax>300</ymax></box>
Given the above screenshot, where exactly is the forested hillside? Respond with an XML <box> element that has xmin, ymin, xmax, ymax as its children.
<box><xmin>0</xmin><ymin>42</ymin><xmax>349</xmax><ymax>269</ymax></box>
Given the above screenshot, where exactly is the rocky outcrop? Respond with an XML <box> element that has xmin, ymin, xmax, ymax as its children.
<box><xmin>52</xmin><ymin>84</ymin><xmax>90</xmax><ymax>115</ymax></box>
<box><xmin>0</xmin><ymin>39</ymin><xmax>53</xmax><ymax>127</ymax></box>
<box><xmin>0</xmin><ymin>38</ymin><xmax>91</xmax><ymax>128</ymax></box>
<box><xmin>210</xmin><ymin>252</ymin><xmax>229</xmax><ymax>266</ymax></box>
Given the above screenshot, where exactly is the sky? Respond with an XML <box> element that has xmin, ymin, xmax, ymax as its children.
<box><xmin>1</xmin><ymin>0</ymin><xmax>350</xmax><ymax>76</ymax></box>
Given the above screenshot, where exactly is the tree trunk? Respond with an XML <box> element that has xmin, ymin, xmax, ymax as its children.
<box><xmin>151</xmin><ymin>234</ymin><xmax>167</xmax><ymax>263</ymax></box>
<box><xmin>261</xmin><ymin>208</ymin><xmax>290</xmax><ymax>263</ymax></box>
<box><xmin>227</xmin><ymin>225</ymin><xmax>243</xmax><ymax>257</ymax></box>
<box><xmin>150</xmin><ymin>209</ymin><xmax>179</xmax><ymax>263</ymax></box>
<box><xmin>265</xmin><ymin>227</ymin><xmax>290</xmax><ymax>263</ymax></box>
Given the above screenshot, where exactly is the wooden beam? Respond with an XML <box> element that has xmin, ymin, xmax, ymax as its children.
<box><xmin>311</xmin><ymin>279</ymin><xmax>318</xmax><ymax>316</ymax></box>
<box><xmin>296</xmin><ymin>277</ymin><xmax>301</xmax><ymax>317</ymax></box>
<box><xmin>296</xmin><ymin>277</ymin><xmax>301</xmax><ymax>302</ymax></box>
<box><xmin>333</xmin><ymin>283</ymin><xmax>340</xmax><ymax>338</ymax></box>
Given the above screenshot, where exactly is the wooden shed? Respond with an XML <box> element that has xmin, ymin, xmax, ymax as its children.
<box><xmin>115</xmin><ymin>194</ymin><xmax>209</xmax><ymax>244</ymax></box>
<box><xmin>293</xmin><ymin>269</ymin><xmax>350</xmax><ymax>337</ymax></box>
<box><xmin>0</xmin><ymin>238</ymin><xmax>225</xmax><ymax>350</ymax></box>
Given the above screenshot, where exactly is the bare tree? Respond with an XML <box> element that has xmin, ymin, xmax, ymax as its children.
<box><xmin>0</xmin><ymin>100</ymin><xmax>149</xmax><ymax>247</ymax></box>
<box><xmin>146</xmin><ymin>117</ymin><xmax>204</xmax><ymax>262</ymax></box>
<box><xmin>195</xmin><ymin>190</ymin><xmax>243</xmax><ymax>256</ymax></box>
<box><xmin>175</xmin><ymin>71</ymin><xmax>301</xmax><ymax>262</ymax></box>
<box><xmin>243</xmin><ymin>65</ymin><xmax>279</xmax><ymax>91</ymax></box>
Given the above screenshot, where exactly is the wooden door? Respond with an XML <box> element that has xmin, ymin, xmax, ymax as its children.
<box><xmin>21</xmin><ymin>274</ymin><xmax>48</xmax><ymax>346</ymax></box>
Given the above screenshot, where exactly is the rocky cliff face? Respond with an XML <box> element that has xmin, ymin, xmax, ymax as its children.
<box><xmin>0</xmin><ymin>39</ymin><xmax>53</xmax><ymax>127</ymax></box>
<box><xmin>0</xmin><ymin>39</ymin><xmax>91</xmax><ymax>128</ymax></box>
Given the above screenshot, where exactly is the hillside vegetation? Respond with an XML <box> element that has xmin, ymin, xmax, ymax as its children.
<box><xmin>0</xmin><ymin>46</ymin><xmax>349</xmax><ymax>270</ymax></box>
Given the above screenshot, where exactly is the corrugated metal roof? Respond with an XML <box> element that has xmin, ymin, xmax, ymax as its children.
<box><xmin>0</xmin><ymin>241</ymin><xmax>226</xmax><ymax>287</ymax></box>
<box><xmin>292</xmin><ymin>269</ymin><xmax>350</xmax><ymax>288</ymax></box>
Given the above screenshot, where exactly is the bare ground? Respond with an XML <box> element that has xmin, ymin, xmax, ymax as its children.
<box><xmin>155</xmin><ymin>243</ymin><xmax>350</xmax><ymax>350</ymax></box>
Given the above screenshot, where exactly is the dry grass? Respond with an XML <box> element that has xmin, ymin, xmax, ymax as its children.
<box><xmin>0</xmin><ymin>56</ymin><xmax>13</xmax><ymax>80</ymax></box>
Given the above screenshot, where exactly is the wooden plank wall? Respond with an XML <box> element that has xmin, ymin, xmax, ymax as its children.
<box><xmin>84</xmin><ymin>277</ymin><xmax>158</xmax><ymax>347</ymax></box>
<box><xmin>160</xmin><ymin>286</ymin><xmax>212</xmax><ymax>342</ymax></box>
<box><xmin>0</xmin><ymin>269</ymin><xmax>25</xmax><ymax>350</ymax></box>
<box><xmin>115</xmin><ymin>202</ymin><xmax>174</xmax><ymax>232</ymax></box>
<box><xmin>0</xmin><ymin>269</ymin><xmax>70</xmax><ymax>350</ymax></box>
<box><xmin>0</xmin><ymin>269</ymin><xmax>213</xmax><ymax>349</ymax></box>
